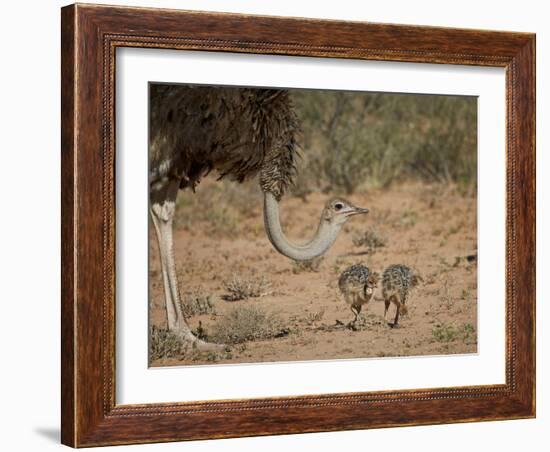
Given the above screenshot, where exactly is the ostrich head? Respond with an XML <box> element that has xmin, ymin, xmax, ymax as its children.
<box><xmin>322</xmin><ymin>198</ymin><xmax>369</xmax><ymax>224</ymax></box>
<box><xmin>263</xmin><ymin>192</ymin><xmax>369</xmax><ymax>261</ymax></box>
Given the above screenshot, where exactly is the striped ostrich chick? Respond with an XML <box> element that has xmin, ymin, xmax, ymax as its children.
<box><xmin>338</xmin><ymin>264</ymin><xmax>380</xmax><ymax>324</ymax></box>
<box><xmin>382</xmin><ymin>264</ymin><xmax>423</xmax><ymax>327</ymax></box>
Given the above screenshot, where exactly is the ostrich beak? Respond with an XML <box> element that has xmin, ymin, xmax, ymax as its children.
<box><xmin>343</xmin><ymin>206</ymin><xmax>369</xmax><ymax>217</ymax></box>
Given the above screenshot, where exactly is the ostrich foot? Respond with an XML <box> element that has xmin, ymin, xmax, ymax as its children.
<box><xmin>171</xmin><ymin>328</ymin><xmax>228</xmax><ymax>352</ymax></box>
<box><xmin>191</xmin><ymin>337</ymin><xmax>228</xmax><ymax>352</ymax></box>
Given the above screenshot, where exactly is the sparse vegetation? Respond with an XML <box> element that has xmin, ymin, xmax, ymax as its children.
<box><xmin>352</xmin><ymin>228</ymin><xmax>387</xmax><ymax>252</ymax></box>
<box><xmin>333</xmin><ymin>257</ymin><xmax>346</xmax><ymax>275</ymax></box>
<box><xmin>432</xmin><ymin>324</ymin><xmax>458</xmax><ymax>343</ymax></box>
<box><xmin>222</xmin><ymin>274</ymin><xmax>272</xmax><ymax>301</ymax></box>
<box><xmin>292</xmin><ymin>91</ymin><xmax>477</xmax><ymax>195</ymax></box>
<box><xmin>305</xmin><ymin>308</ymin><xmax>325</xmax><ymax>325</ymax></box>
<box><xmin>174</xmin><ymin>179</ymin><xmax>258</xmax><ymax>236</ymax></box>
<box><xmin>292</xmin><ymin>257</ymin><xmax>323</xmax><ymax>273</ymax></box>
<box><xmin>462</xmin><ymin>323</ymin><xmax>476</xmax><ymax>344</ymax></box>
<box><xmin>203</xmin><ymin>207</ymin><xmax>238</xmax><ymax>236</ymax></box>
<box><xmin>397</xmin><ymin>209</ymin><xmax>418</xmax><ymax>228</ymax></box>
<box><xmin>149</xmin><ymin>326</ymin><xmax>185</xmax><ymax>361</ymax></box>
<box><xmin>180</xmin><ymin>287</ymin><xmax>216</xmax><ymax>317</ymax></box>
<box><xmin>440</xmin><ymin>279</ymin><xmax>454</xmax><ymax>309</ymax></box>
<box><xmin>432</xmin><ymin>323</ymin><xmax>477</xmax><ymax>344</ymax></box>
<box><xmin>210</xmin><ymin>305</ymin><xmax>286</xmax><ymax>344</ymax></box>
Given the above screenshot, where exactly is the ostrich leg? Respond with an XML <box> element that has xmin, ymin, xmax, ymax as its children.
<box><xmin>150</xmin><ymin>181</ymin><xmax>224</xmax><ymax>350</ymax></box>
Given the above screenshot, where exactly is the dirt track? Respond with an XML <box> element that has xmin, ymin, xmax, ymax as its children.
<box><xmin>149</xmin><ymin>182</ymin><xmax>477</xmax><ymax>367</ymax></box>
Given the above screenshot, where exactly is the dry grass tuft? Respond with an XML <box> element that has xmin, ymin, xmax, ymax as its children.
<box><xmin>210</xmin><ymin>304</ymin><xmax>286</xmax><ymax>344</ymax></box>
<box><xmin>222</xmin><ymin>274</ymin><xmax>272</xmax><ymax>301</ymax></box>
<box><xmin>397</xmin><ymin>209</ymin><xmax>418</xmax><ymax>228</ymax></box>
<box><xmin>352</xmin><ymin>229</ymin><xmax>387</xmax><ymax>252</ymax></box>
<box><xmin>292</xmin><ymin>257</ymin><xmax>323</xmax><ymax>274</ymax></box>
<box><xmin>305</xmin><ymin>308</ymin><xmax>325</xmax><ymax>325</ymax></box>
<box><xmin>149</xmin><ymin>326</ymin><xmax>185</xmax><ymax>361</ymax></box>
<box><xmin>180</xmin><ymin>287</ymin><xmax>216</xmax><ymax>317</ymax></box>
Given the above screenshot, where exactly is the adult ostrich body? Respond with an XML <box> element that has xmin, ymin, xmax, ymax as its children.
<box><xmin>150</xmin><ymin>84</ymin><xmax>368</xmax><ymax>349</ymax></box>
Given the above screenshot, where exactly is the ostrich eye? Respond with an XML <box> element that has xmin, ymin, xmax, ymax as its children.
<box><xmin>334</xmin><ymin>202</ymin><xmax>344</xmax><ymax>211</ymax></box>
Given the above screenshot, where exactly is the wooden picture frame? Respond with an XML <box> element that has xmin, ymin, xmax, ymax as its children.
<box><xmin>61</xmin><ymin>3</ymin><xmax>535</xmax><ymax>447</ymax></box>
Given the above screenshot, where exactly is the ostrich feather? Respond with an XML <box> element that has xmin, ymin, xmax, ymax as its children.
<box><xmin>149</xmin><ymin>84</ymin><xmax>299</xmax><ymax>199</ymax></box>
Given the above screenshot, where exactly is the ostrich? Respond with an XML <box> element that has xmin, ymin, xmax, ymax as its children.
<box><xmin>338</xmin><ymin>264</ymin><xmax>379</xmax><ymax>325</ymax></box>
<box><xmin>150</xmin><ymin>84</ymin><xmax>369</xmax><ymax>349</ymax></box>
<box><xmin>381</xmin><ymin>264</ymin><xmax>422</xmax><ymax>327</ymax></box>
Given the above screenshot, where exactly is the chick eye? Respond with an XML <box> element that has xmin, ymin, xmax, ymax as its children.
<box><xmin>334</xmin><ymin>202</ymin><xmax>344</xmax><ymax>211</ymax></box>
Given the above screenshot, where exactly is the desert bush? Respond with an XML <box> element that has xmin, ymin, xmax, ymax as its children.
<box><xmin>291</xmin><ymin>90</ymin><xmax>477</xmax><ymax>195</ymax></box>
<box><xmin>352</xmin><ymin>229</ymin><xmax>387</xmax><ymax>252</ymax></box>
<box><xmin>305</xmin><ymin>308</ymin><xmax>325</xmax><ymax>325</ymax></box>
<box><xmin>180</xmin><ymin>288</ymin><xmax>216</xmax><ymax>317</ymax></box>
<box><xmin>222</xmin><ymin>274</ymin><xmax>272</xmax><ymax>301</ymax></box>
<box><xmin>149</xmin><ymin>326</ymin><xmax>185</xmax><ymax>361</ymax></box>
<box><xmin>210</xmin><ymin>305</ymin><xmax>285</xmax><ymax>344</ymax></box>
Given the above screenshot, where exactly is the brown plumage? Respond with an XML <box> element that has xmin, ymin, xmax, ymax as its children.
<box><xmin>150</xmin><ymin>84</ymin><xmax>299</xmax><ymax>200</ymax></box>
<box><xmin>338</xmin><ymin>264</ymin><xmax>379</xmax><ymax>325</ymax></box>
<box><xmin>148</xmin><ymin>84</ymin><xmax>299</xmax><ymax>349</ymax></box>
<box><xmin>382</xmin><ymin>264</ymin><xmax>422</xmax><ymax>327</ymax></box>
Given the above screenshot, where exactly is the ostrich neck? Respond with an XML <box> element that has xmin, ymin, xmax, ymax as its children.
<box><xmin>263</xmin><ymin>191</ymin><xmax>342</xmax><ymax>261</ymax></box>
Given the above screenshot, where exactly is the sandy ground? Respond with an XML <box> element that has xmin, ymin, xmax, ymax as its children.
<box><xmin>149</xmin><ymin>182</ymin><xmax>477</xmax><ymax>367</ymax></box>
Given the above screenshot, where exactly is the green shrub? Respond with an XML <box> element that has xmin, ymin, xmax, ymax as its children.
<box><xmin>291</xmin><ymin>90</ymin><xmax>477</xmax><ymax>194</ymax></box>
<box><xmin>432</xmin><ymin>323</ymin><xmax>477</xmax><ymax>344</ymax></box>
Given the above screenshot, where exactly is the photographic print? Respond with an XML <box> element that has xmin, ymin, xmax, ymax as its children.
<box><xmin>148</xmin><ymin>84</ymin><xmax>478</xmax><ymax>367</ymax></box>
<box><xmin>62</xmin><ymin>5</ymin><xmax>535</xmax><ymax>445</ymax></box>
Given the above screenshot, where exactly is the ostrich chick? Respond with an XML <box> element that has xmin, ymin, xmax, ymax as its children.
<box><xmin>338</xmin><ymin>264</ymin><xmax>379</xmax><ymax>325</ymax></box>
<box><xmin>382</xmin><ymin>264</ymin><xmax>422</xmax><ymax>328</ymax></box>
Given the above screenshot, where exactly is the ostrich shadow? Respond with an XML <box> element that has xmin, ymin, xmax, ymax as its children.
<box><xmin>339</xmin><ymin>251</ymin><xmax>370</xmax><ymax>257</ymax></box>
